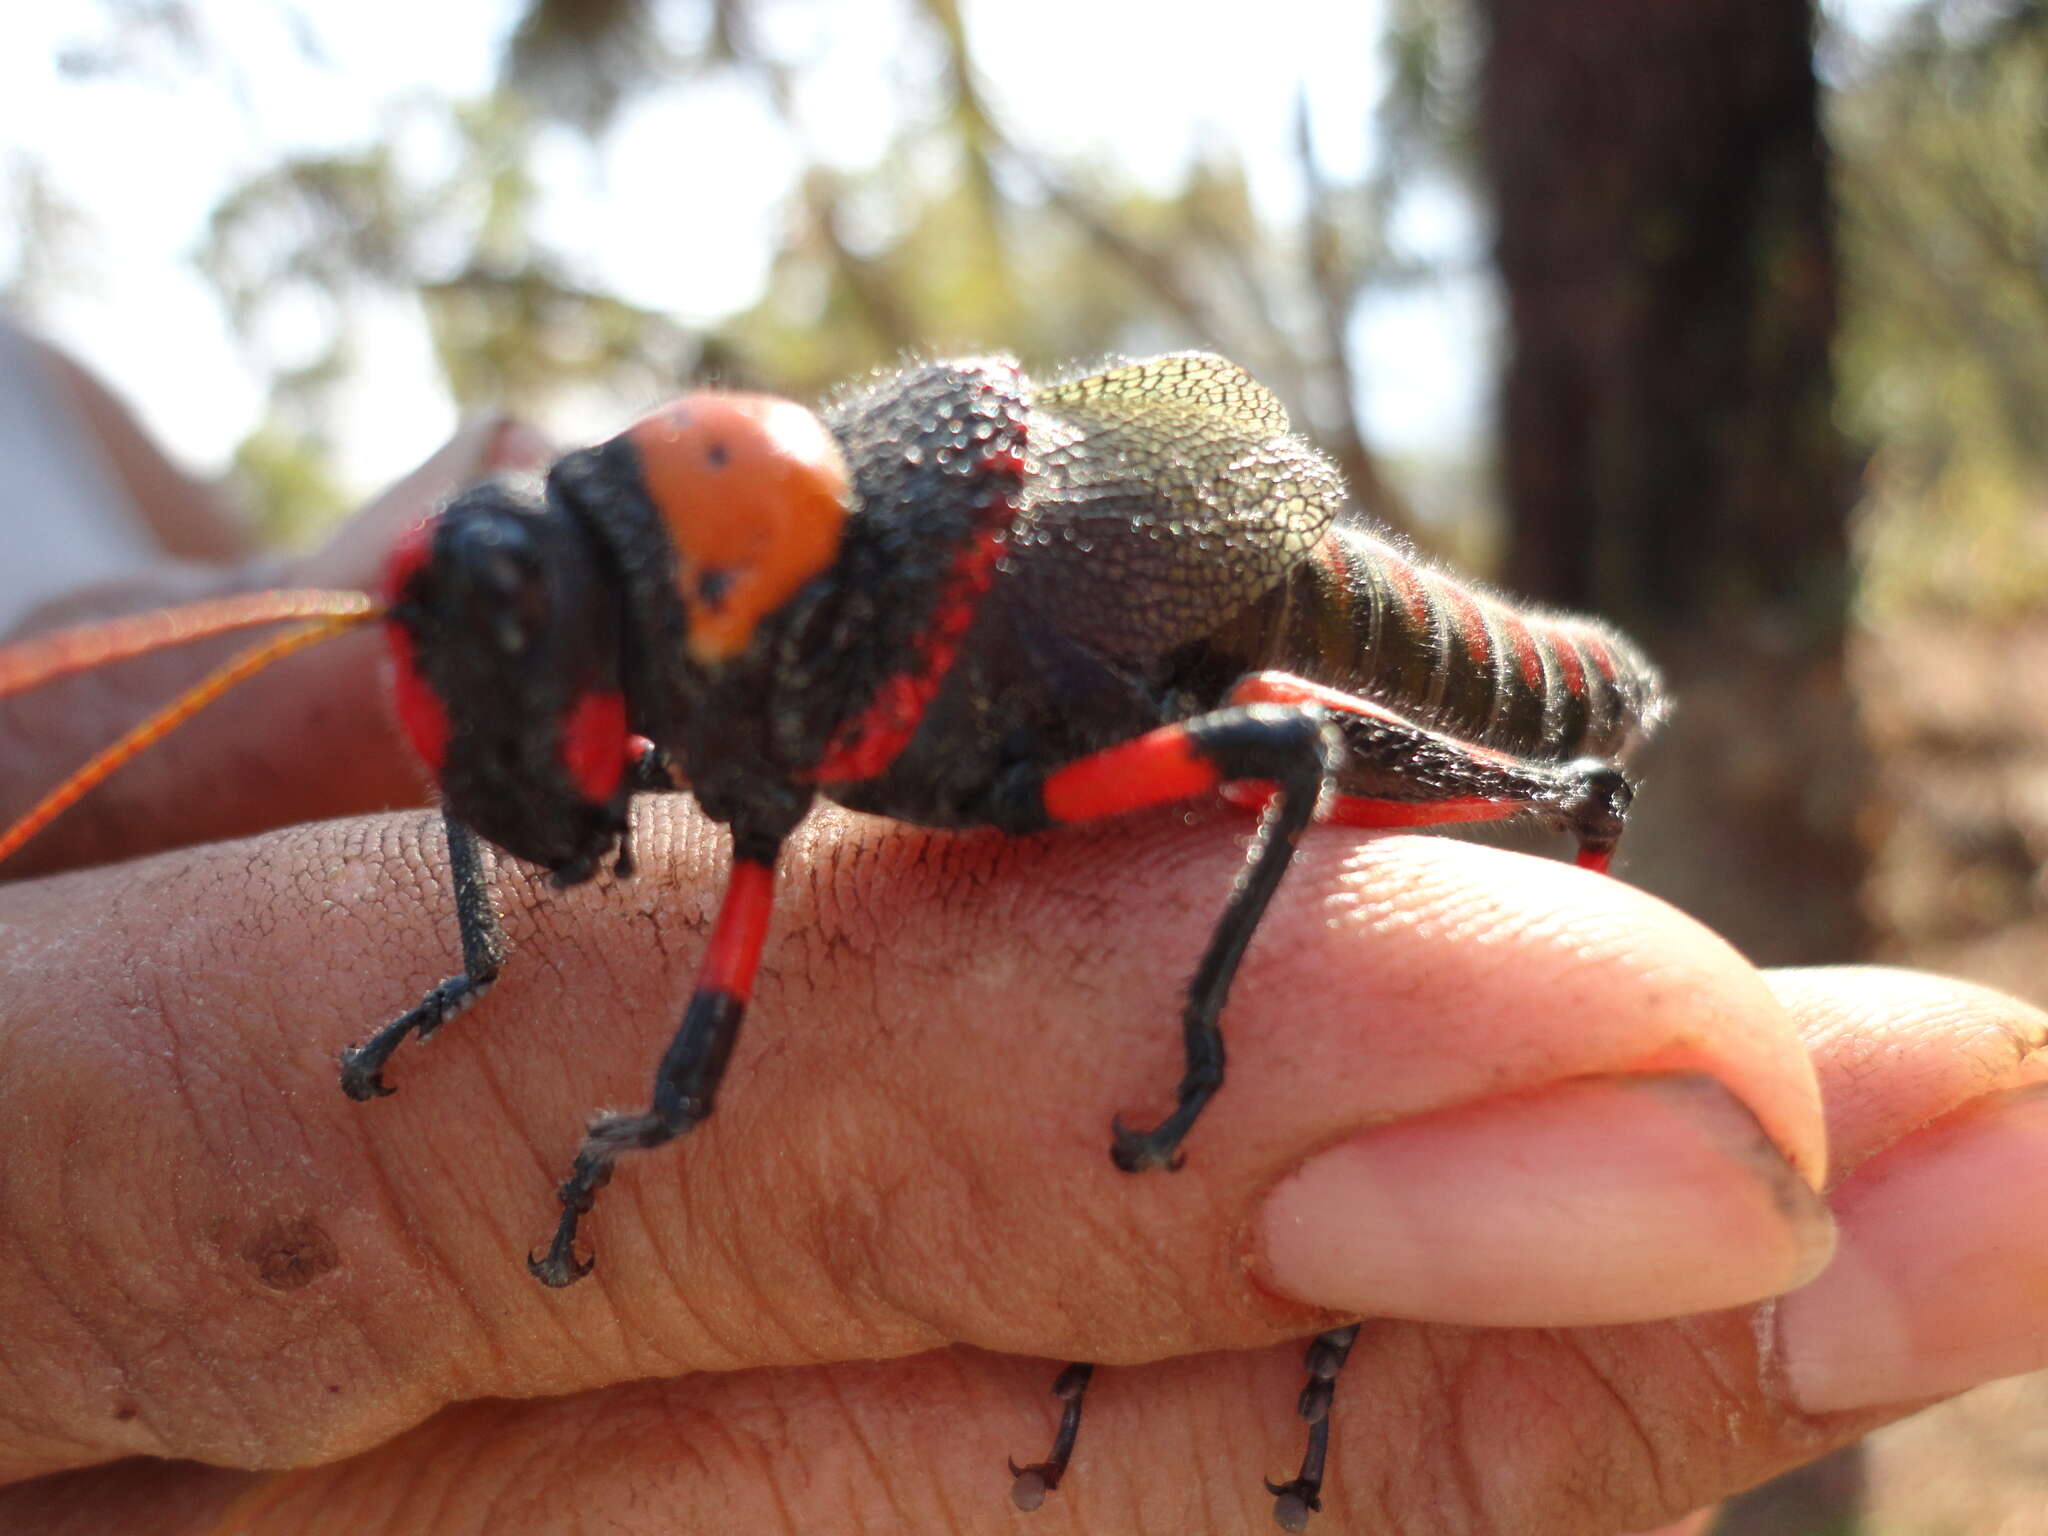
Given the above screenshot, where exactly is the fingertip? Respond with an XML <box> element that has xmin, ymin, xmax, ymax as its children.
<box><xmin>1778</xmin><ymin>1082</ymin><xmax>2048</xmax><ymax>1412</ymax></box>
<box><xmin>1230</xmin><ymin>832</ymin><xmax>1827</xmax><ymax>1192</ymax></box>
<box><xmin>1763</xmin><ymin>965</ymin><xmax>2048</xmax><ymax>1168</ymax></box>
<box><xmin>1256</xmin><ymin>1071</ymin><xmax>1836</xmax><ymax>1325</ymax></box>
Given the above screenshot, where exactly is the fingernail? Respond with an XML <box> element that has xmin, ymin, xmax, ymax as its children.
<box><xmin>1778</xmin><ymin>1082</ymin><xmax>2048</xmax><ymax>1412</ymax></box>
<box><xmin>1257</xmin><ymin>1073</ymin><xmax>1834</xmax><ymax>1326</ymax></box>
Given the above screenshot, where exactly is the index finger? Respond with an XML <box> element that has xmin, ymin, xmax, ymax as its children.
<box><xmin>0</xmin><ymin>805</ymin><xmax>1824</xmax><ymax>1486</ymax></box>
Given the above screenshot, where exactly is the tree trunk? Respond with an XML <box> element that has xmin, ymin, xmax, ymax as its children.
<box><xmin>1480</xmin><ymin>0</ymin><xmax>1864</xmax><ymax>964</ymax></box>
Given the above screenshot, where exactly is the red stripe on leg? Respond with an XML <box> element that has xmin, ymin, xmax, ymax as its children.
<box><xmin>700</xmin><ymin>858</ymin><xmax>777</xmax><ymax>1002</ymax></box>
<box><xmin>1576</xmin><ymin>846</ymin><xmax>1615</xmax><ymax>875</ymax></box>
<box><xmin>1042</xmin><ymin>727</ymin><xmax>1222</xmax><ymax>824</ymax></box>
<box><xmin>1321</xmin><ymin>794</ymin><xmax>1523</xmax><ymax>829</ymax></box>
<box><xmin>1228</xmin><ymin>671</ymin><xmax>1521</xmax><ymax>769</ymax></box>
<box><xmin>1223</xmin><ymin>782</ymin><xmax>1524</xmax><ymax>830</ymax></box>
<box><xmin>1229</xmin><ymin>672</ymin><xmax>1404</xmax><ymax>723</ymax></box>
<box><xmin>1218</xmin><ymin>781</ymin><xmax>1279</xmax><ymax>816</ymax></box>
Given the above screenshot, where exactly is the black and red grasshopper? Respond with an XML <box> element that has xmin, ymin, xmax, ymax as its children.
<box><xmin>0</xmin><ymin>353</ymin><xmax>1662</xmax><ymax>1529</ymax></box>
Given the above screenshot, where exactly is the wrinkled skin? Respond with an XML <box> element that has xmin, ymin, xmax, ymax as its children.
<box><xmin>3</xmin><ymin>441</ymin><xmax>2047</xmax><ymax>1535</ymax></box>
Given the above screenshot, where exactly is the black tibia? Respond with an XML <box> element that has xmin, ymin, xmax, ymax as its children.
<box><xmin>1266</xmin><ymin>1324</ymin><xmax>1361</xmax><ymax>1533</ymax></box>
<box><xmin>529</xmin><ymin>837</ymin><xmax>784</xmax><ymax>1289</ymax></box>
<box><xmin>1114</xmin><ymin>706</ymin><xmax>1339</xmax><ymax>1174</ymax></box>
<box><xmin>1008</xmin><ymin>1362</ymin><xmax>1096</xmax><ymax>1512</ymax></box>
<box><xmin>1322</xmin><ymin>699</ymin><xmax>1635</xmax><ymax>853</ymax></box>
<box><xmin>340</xmin><ymin>813</ymin><xmax>505</xmax><ymax>1101</ymax></box>
<box><xmin>527</xmin><ymin>987</ymin><xmax>749</xmax><ymax>1287</ymax></box>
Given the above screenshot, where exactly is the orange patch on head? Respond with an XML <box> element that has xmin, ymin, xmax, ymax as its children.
<box><xmin>626</xmin><ymin>393</ymin><xmax>851</xmax><ymax>664</ymax></box>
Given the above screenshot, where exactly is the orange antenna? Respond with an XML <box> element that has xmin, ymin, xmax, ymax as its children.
<box><xmin>0</xmin><ymin>594</ymin><xmax>383</xmax><ymax>865</ymax></box>
<box><xmin>0</xmin><ymin>588</ymin><xmax>380</xmax><ymax>699</ymax></box>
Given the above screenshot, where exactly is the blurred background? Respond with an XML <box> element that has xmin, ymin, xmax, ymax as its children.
<box><xmin>4</xmin><ymin>1</ymin><xmax>2046</xmax><ymax>1528</ymax></box>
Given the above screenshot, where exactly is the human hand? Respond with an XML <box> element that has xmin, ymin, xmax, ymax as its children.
<box><xmin>0</xmin><ymin>416</ymin><xmax>552</xmax><ymax>879</ymax></box>
<box><xmin>2</xmin><ymin>803</ymin><xmax>2043</xmax><ymax>1534</ymax></box>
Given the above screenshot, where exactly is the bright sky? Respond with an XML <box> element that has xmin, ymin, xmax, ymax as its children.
<box><xmin>0</xmin><ymin>0</ymin><xmax>1907</xmax><ymax>508</ymax></box>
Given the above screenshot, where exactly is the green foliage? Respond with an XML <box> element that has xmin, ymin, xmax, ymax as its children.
<box><xmin>200</xmin><ymin>95</ymin><xmax>684</xmax><ymax>435</ymax></box>
<box><xmin>32</xmin><ymin>0</ymin><xmax>1506</xmax><ymax>546</ymax></box>
<box><xmin>503</xmin><ymin>0</ymin><xmax>669</xmax><ymax>133</ymax></box>
<box><xmin>191</xmin><ymin>0</ymin><xmax>1462</xmax><ymax>540</ymax></box>
<box><xmin>229</xmin><ymin>420</ymin><xmax>351</xmax><ymax>547</ymax></box>
<box><xmin>1833</xmin><ymin>1</ymin><xmax>2048</xmax><ymax>619</ymax></box>
<box><xmin>723</xmin><ymin>147</ymin><xmax>1248</xmax><ymax>399</ymax></box>
<box><xmin>1379</xmin><ymin>0</ymin><xmax>1483</xmax><ymax>188</ymax></box>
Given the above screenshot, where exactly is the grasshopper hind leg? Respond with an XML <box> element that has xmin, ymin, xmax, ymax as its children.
<box><xmin>1265</xmin><ymin>1324</ymin><xmax>1362</xmax><ymax>1531</ymax></box>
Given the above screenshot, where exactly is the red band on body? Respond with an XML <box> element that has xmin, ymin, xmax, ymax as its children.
<box><xmin>1444</xmin><ymin>587</ymin><xmax>1491</xmax><ymax>668</ymax></box>
<box><xmin>1550</xmin><ymin>632</ymin><xmax>1588</xmax><ymax>697</ymax></box>
<box><xmin>808</xmin><ymin>388</ymin><xmax>1026</xmax><ymax>784</ymax></box>
<box><xmin>1502</xmin><ymin>612</ymin><xmax>1544</xmax><ymax>691</ymax></box>
<box><xmin>1383</xmin><ymin>554</ymin><xmax>1431</xmax><ymax>629</ymax></box>
<box><xmin>808</xmin><ymin>524</ymin><xmax>1010</xmax><ymax>782</ymax></box>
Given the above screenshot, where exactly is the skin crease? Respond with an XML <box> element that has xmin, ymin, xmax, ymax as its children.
<box><xmin>2</xmin><ymin>461</ymin><xmax>2047</xmax><ymax>1532</ymax></box>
